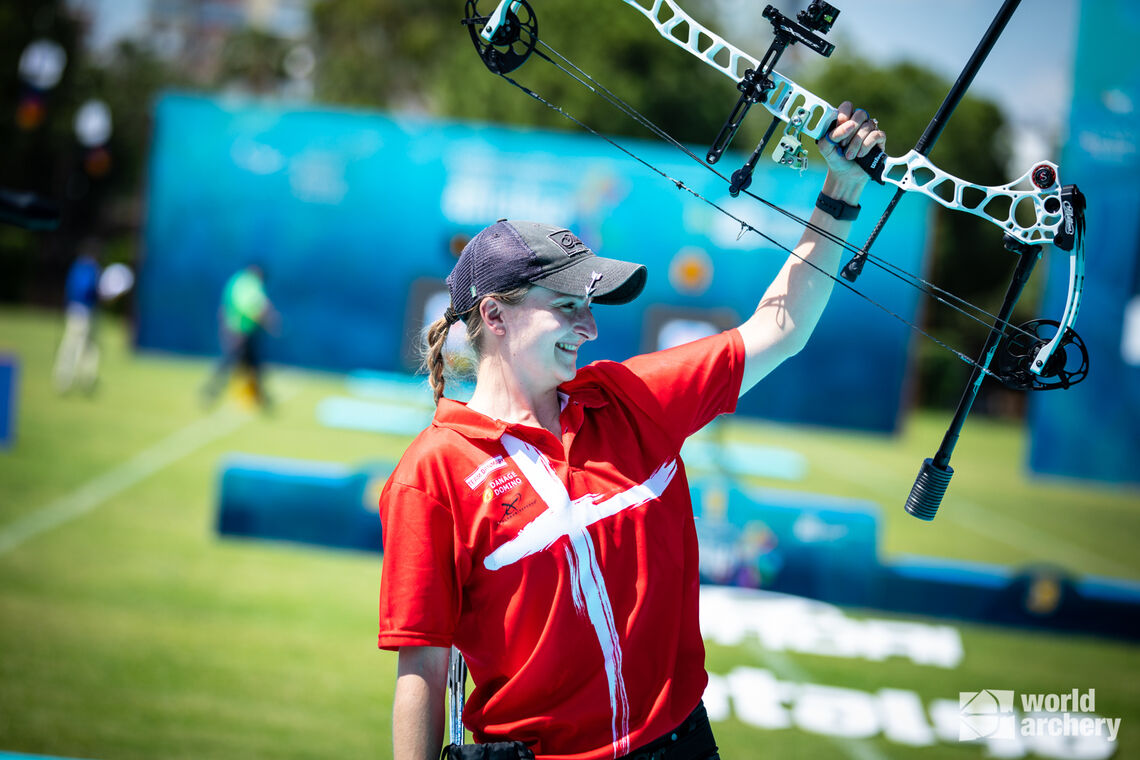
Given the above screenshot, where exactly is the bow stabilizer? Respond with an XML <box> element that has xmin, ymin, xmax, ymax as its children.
<box><xmin>904</xmin><ymin>182</ymin><xmax>1086</xmax><ymax>521</ymax></box>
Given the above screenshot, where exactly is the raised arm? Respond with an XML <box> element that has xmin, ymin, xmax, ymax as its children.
<box><xmin>393</xmin><ymin>645</ymin><xmax>450</xmax><ymax>760</ymax></box>
<box><xmin>738</xmin><ymin>102</ymin><xmax>885</xmax><ymax>396</ymax></box>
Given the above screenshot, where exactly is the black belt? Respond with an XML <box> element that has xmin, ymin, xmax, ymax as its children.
<box><xmin>617</xmin><ymin>701</ymin><xmax>720</xmax><ymax>760</ymax></box>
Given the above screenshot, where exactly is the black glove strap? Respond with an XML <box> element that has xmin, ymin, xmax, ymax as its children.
<box><xmin>815</xmin><ymin>191</ymin><xmax>860</xmax><ymax>221</ymax></box>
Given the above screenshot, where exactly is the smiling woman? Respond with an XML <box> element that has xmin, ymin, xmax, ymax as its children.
<box><xmin>483</xmin><ymin>286</ymin><xmax>600</xmax><ymax>397</ymax></box>
<box><xmin>376</xmin><ymin>104</ymin><xmax>886</xmax><ymax>760</ymax></box>
<box><xmin>421</xmin><ymin>219</ymin><xmax>646</xmax><ymax>427</ymax></box>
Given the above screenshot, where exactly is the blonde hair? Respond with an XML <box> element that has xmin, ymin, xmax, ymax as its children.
<box><xmin>423</xmin><ymin>286</ymin><xmax>530</xmax><ymax>404</ymax></box>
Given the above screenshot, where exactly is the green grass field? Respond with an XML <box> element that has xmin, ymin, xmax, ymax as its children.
<box><xmin>1</xmin><ymin>306</ymin><xmax>1138</xmax><ymax>760</ymax></box>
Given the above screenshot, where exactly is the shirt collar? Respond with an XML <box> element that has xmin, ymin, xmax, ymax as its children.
<box><xmin>431</xmin><ymin>384</ymin><xmax>608</xmax><ymax>441</ymax></box>
<box><xmin>431</xmin><ymin>398</ymin><xmax>508</xmax><ymax>441</ymax></box>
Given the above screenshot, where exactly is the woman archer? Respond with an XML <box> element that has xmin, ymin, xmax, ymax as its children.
<box><xmin>378</xmin><ymin>102</ymin><xmax>886</xmax><ymax>760</ymax></box>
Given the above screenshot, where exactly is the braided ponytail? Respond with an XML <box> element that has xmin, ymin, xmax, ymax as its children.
<box><xmin>423</xmin><ymin>313</ymin><xmax>454</xmax><ymax>405</ymax></box>
<box><xmin>421</xmin><ymin>287</ymin><xmax>530</xmax><ymax>405</ymax></box>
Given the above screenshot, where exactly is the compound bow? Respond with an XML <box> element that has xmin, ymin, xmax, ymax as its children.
<box><xmin>461</xmin><ymin>0</ymin><xmax>1088</xmax><ymax>520</ymax></box>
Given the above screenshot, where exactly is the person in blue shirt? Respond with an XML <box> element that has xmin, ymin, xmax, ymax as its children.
<box><xmin>52</xmin><ymin>247</ymin><xmax>102</xmax><ymax>394</ymax></box>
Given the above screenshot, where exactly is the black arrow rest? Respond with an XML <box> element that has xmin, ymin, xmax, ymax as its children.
<box><xmin>463</xmin><ymin>0</ymin><xmax>538</xmax><ymax>74</ymax></box>
<box><xmin>995</xmin><ymin>319</ymin><xmax>1089</xmax><ymax>391</ymax></box>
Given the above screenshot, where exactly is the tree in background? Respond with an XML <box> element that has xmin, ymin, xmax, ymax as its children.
<box><xmin>216</xmin><ymin>28</ymin><xmax>297</xmax><ymax>96</ymax></box>
<box><xmin>0</xmin><ymin>0</ymin><xmax>185</xmax><ymax>307</ymax></box>
<box><xmin>0</xmin><ymin>3</ymin><xmax>291</xmax><ymax>308</ymax></box>
<box><xmin>312</xmin><ymin>0</ymin><xmax>732</xmax><ymax>143</ymax></box>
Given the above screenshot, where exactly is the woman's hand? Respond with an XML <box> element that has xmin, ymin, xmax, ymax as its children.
<box><xmin>818</xmin><ymin>101</ymin><xmax>886</xmax><ymax>200</ymax></box>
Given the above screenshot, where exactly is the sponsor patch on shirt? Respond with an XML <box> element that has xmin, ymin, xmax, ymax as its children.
<box><xmin>483</xmin><ymin>470</ymin><xmax>523</xmax><ymax>501</ymax></box>
<box><xmin>465</xmin><ymin>455</ymin><xmax>509</xmax><ymax>489</ymax></box>
<box><xmin>498</xmin><ymin>493</ymin><xmax>541</xmax><ymax>524</ymax></box>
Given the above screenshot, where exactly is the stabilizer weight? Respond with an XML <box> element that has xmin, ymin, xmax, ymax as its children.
<box><xmin>904</xmin><ymin>457</ymin><xmax>953</xmax><ymax>521</ymax></box>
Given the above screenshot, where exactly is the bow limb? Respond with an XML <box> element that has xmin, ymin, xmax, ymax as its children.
<box><xmin>620</xmin><ymin>0</ymin><xmax>759</xmax><ymax>83</ymax></box>
<box><xmin>1033</xmin><ymin>244</ymin><xmax>1083</xmax><ymax>373</ymax></box>
<box><xmin>478</xmin><ymin>0</ymin><xmax>524</xmax><ymax>41</ymax></box>
<box><xmin>1028</xmin><ymin>187</ymin><xmax>1086</xmax><ymax>380</ymax></box>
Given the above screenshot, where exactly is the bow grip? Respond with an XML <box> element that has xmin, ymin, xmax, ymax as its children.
<box><xmin>819</xmin><ymin>119</ymin><xmax>886</xmax><ymax>184</ymax></box>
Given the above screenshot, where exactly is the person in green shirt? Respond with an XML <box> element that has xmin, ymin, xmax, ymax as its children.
<box><xmin>201</xmin><ymin>264</ymin><xmax>279</xmax><ymax>409</ymax></box>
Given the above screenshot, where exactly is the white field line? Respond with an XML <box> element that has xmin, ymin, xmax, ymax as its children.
<box><xmin>0</xmin><ymin>407</ymin><xmax>250</xmax><ymax>556</ymax></box>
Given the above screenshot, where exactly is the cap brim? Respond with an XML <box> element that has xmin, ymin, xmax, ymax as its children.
<box><xmin>530</xmin><ymin>255</ymin><xmax>647</xmax><ymax>305</ymax></box>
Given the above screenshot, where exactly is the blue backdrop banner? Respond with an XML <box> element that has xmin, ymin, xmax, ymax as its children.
<box><xmin>140</xmin><ymin>93</ymin><xmax>929</xmax><ymax>431</ymax></box>
<box><xmin>1028</xmin><ymin>0</ymin><xmax>1140</xmax><ymax>484</ymax></box>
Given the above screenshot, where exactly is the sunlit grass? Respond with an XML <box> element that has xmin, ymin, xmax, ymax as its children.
<box><xmin>0</xmin><ymin>307</ymin><xmax>1136</xmax><ymax>760</ymax></box>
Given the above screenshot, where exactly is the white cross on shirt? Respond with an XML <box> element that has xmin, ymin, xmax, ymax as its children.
<box><xmin>484</xmin><ymin>433</ymin><xmax>678</xmax><ymax>758</ymax></box>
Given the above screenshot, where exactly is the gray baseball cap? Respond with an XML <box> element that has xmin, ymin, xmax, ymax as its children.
<box><xmin>446</xmin><ymin>220</ymin><xmax>647</xmax><ymax>315</ymax></box>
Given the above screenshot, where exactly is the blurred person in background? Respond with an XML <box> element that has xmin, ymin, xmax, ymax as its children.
<box><xmin>52</xmin><ymin>242</ymin><xmax>102</xmax><ymax>395</ymax></box>
<box><xmin>200</xmin><ymin>263</ymin><xmax>279</xmax><ymax>410</ymax></box>
<box><xmin>378</xmin><ymin>104</ymin><xmax>886</xmax><ymax>760</ymax></box>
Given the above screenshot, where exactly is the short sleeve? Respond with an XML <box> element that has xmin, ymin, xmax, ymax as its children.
<box><xmin>598</xmin><ymin>329</ymin><xmax>745</xmax><ymax>443</ymax></box>
<box><xmin>377</xmin><ymin>479</ymin><xmax>460</xmax><ymax>650</ymax></box>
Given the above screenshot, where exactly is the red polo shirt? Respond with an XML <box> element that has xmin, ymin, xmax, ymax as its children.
<box><xmin>378</xmin><ymin>329</ymin><xmax>744</xmax><ymax>760</ymax></box>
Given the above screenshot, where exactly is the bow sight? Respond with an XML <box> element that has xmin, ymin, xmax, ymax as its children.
<box><xmin>797</xmin><ymin>0</ymin><xmax>839</xmax><ymax>34</ymax></box>
<box><xmin>707</xmin><ymin>2</ymin><xmax>840</xmax><ymax>174</ymax></box>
